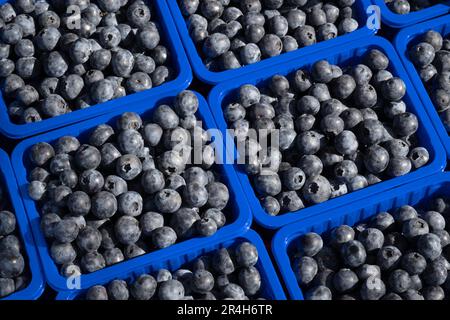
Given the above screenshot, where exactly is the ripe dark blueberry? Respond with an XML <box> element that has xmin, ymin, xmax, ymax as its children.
<box><xmin>293</xmin><ymin>256</ymin><xmax>318</xmax><ymax>285</ymax></box>
<box><xmin>357</xmin><ymin>228</ymin><xmax>384</xmax><ymax>252</ymax></box>
<box><xmin>298</xmin><ymin>233</ymin><xmax>323</xmax><ymax>258</ymax></box>
<box><xmin>360</xmin><ymin>276</ymin><xmax>386</xmax><ymax>300</ymax></box>
<box><xmin>422</xmin><ymin>260</ymin><xmax>447</xmax><ymax>286</ymax></box>
<box><xmin>333</xmin><ymin>268</ymin><xmax>358</xmax><ymax>293</ymax></box>
<box><xmin>402</xmin><ymin>217</ymin><xmax>429</xmax><ymax>239</ymax></box>
<box><xmin>377</xmin><ymin>246</ymin><xmax>402</xmax><ymax>271</ymax></box>
<box><xmin>340</xmin><ymin>240</ymin><xmax>367</xmax><ymax>268</ymax></box>
<box><xmin>388</xmin><ymin>269</ymin><xmax>411</xmax><ymax>294</ymax></box>
<box><xmin>417</xmin><ymin>233</ymin><xmax>442</xmax><ymax>261</ymax></box>
<box><xmin>152</xmin><ymin>226</ymin><xmax>177</xmax><ymax>249</ymax></box>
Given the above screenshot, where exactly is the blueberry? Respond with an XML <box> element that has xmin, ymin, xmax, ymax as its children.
<box><xmin>130</xmin><ymin>274</ymin><xmax>157</xmax><ymax>300</ymax></box>
<box><xmin>408</xmin><ymin>147</ymin><xmax>429</xmax><ymax>169</ymax></box>
<box><xmin>357</xmin><ymin>228</ymin><xmax>384</xmax><ymax>252</ymax></box>
<box><xmin>0</xmin><ymin>3</ymin><xmax>16</xmax><ymax>23</ymax></box>
<box><xmin>77</xmin><ymin>226</ymin><xmax>102</xmax><ymax>253</ymax></box>
<box><xmin>422</xmin><ymin>211</ymin><xmax>445</xmax><ymax>231</ymax></box>
<box><xmin>103</xmin><ymin>247</ymin><xmax>124</xmax><ymax>266</ymax></box>
<box><xmin>151</xmin><ymin>65</ymin><xmax>171</xmax><ymax>86</ymax></box>
<box><xmin>423</xmin><ymin>286</ymin><xmax>445</xmax><ymax>300</ymax></box>
<box><xmin>340</xmin><ymin>240</ymin><xmax>367</xmax><ymax>268</ymax></box>
<box><xmin>50</xmin><ymin>242</ymin><xmax>76</xmax><ymax>265</ymax></box>
<box><xmin>53</xmin><ymin>219</ymin><xmax>79</xmax><ymax>244</ymax></box>
<box><xmin>377</xmin><ymin>246</ymin><xmax>402</xmax><ymax>271</ymax></box>
<box><xmin>90</xmin><ymin>79</ymin><xmax>115</xmax><ymax>103</ymax></box>
<box><xmin>106</xmin><ymin>279</ymin><xmax>129</xmax><ymax>301</ymax></box>
<box><xmin>402</xmin><ymin>217</ymin><xmax>429</xmax><ymax>239</ymax></box>
<box><xmin>422</xmin><ymin>260</ymin><xmax>447</xmax><ymax>286</ymax></box>
<box><xmin>152</xmin><ymin>226</ymin><xmax>177</xmax><ymax>249</ymax></box>
<box><xmin>333</xmin><ymin>268</ymin><xmax>358</xmax><ymax>293</ymax></box>
<box><xmin>14</xmin><ymin>38</ymin><xmax>34</xmax><ymax>57</ymax></box>
<box><xmin>86</xmin><ymin>285</ymin><xmax>108</xmax><ymax>300</ymax></box>
<box><xmin>293</xmin><ymin>256</ymin><xmax>318</xmax><ymax>285</ymax></box>
<box><xmin>212</xmin><ymin>248</ymin><xmax>235</xmax><ymax>275</ymax></box>
<box><xmin>302</xmin><ymin>175</ymin><xmax>331</xmax><ymax>204</ymax></box>
<box><xmin>388</xmin><ymin>269</ymin><xmax>411</xmax><ymax>294</ymax></box>
<box><xmin>140</xmin><ymin>212</ymin><xmax>164</xmax><ymax>237</ymax></box>
<box><xmin>417</xmin><ymin>233</ymin><xmax>442</xmax><ymax>260</ymax></box>
<box><xmin>401</xmin><ymin>252</ymin><xmax>427</xmax><ymax>275</ymax></box>
<box><xmin>370</xmin><ymin>212</ymin><xmax>395</xmax><ymax>232</ymax></box>
<box><xmin>203</xmin><ymin>33</ymin><xmax>230</xmax><ymax>58</ymax></box>
<box><xmin>393</xmin><ymin>112</ymin><xmax>419</xmax><ymax>137</ymax></box>
<box><xmin>43</xmin><ymin>51</ymin><xmax>68</xmax><ymax>78</ymax></box>
<box><xmin>59</xmin><ymin>74</ymin><xmax>84</xmax><ymax>100</ymax></box>
<box><xmin>100</xmin><ymin>144</ymin><xmax>122</xmax><ymax>169</ymax></box>
<box><xmin>299</xmin><ymin>232</ymin><xmax>323</xmax><ymax>257</ymax></box>
<box><xmin>158</xmin><ymin>279</ymin><xmax>185</xmax><ymax>300</ymax></box>
<box><xmin>238</xmin><ymin>266</ymin><xmax>261</xmax><ymax>296</ymax></box>
<box><xmin>0</xmin><ymin>278</ymin><xmax>15</xmax><ymax>298</ymax></box>
<box><xmin>360</xmin><ymin>276</ymin><xmax>386</xmax><ymax>300</ymax></box>
<box><xmin>16</xmin><ymin>85</ymin><xmax>38</xmax><ymax>106</ymax></box>
<box><xmin>2</xmin><ymin>74</ymin><xmax>25</xmax><ymax>98</ymax></box>
<box><xmin>126</xmin><ymin>1</ymin><xmax>151</xmax><ymax>28</ymax></box>
<box><xmin>90</xmin><ymin>190</ymin><xmax>117</xmax><ymax>219</ymax></box>
<box><xmin>294</xmin><ymin>25</ymin><xmax>316</xmax><ymax>48</ymax></box>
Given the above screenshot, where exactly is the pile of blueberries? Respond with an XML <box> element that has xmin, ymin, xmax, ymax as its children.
<box><xmin>83</xmin><ymin>241</ymin><xmax>263</xmax><ymax>300</ymax></box>
<box><xmin>0</xmin><ymin>0</ymin><xmax>172</xmax><ymax>124</ymax></box>
<box><xmin>385</xmin><ymin>0</ymin><xmax>436</xmax><ymax>15</ymax></box>
<box><xmin>223</xmin><ymin>49</ymin><xmax>430</xmax><ymax>216</ymax></box>
<box><xmin>292</xmin><ymin>198</ymin><xmax>450</xmax><ymax>300</ymax></box>
<box><xmin>179</xmin><ymin>0</ymin><xmax>360</xmax><ymax>72</ymax></box>
<box><xmin>26</xmin><ymin>90</ymin><xmax>231</xmax><ymax>276</ymax></box>
<box><xmin>409</xmin><ymin>30</ymin><xmax>450</xmax><ymax>132</ymax></box>
<box><xmin>0</xmin><ymin>182</ymin><xmax>29</xmax><ymax>298</ymax></box>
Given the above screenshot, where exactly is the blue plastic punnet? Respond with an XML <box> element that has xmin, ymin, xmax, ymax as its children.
<box><xmin>0</xmin><ymin>148</ymin><xmax>44</xmax><ymax>300</ymax></box>
<box><xmin>395</xmin><ymin>15</ymin><xmax>450</xmax><ymax>159</ymax></box>
<box><xmin>56</xmin><ymin>229</ymin><xmax>286</xmax><ymax>300</ymax></box>
<box><xmin>0</xmin><ymin>0</ymin><xmax>192</xmax><ymax>139</ymax></box>
<box><xmin>373</xmin><ymin>0</ymin><xmax>450</xmax><ymax>29</ymax></box>
<box><xmin>167</xmin><ymin>0</ymin><xmax>376</xmax><ymax>84</ymax></box>
<box><xmin>11</xmin><ymin>92</ymin><xmax>252</xmax><ymax>292</ymax></box>
<box><xmin>272</xmin><ymin>172</ymin><xmax>450</xmax><ymax>299</ymax></box>
<box><xmin>208</xmin><ymin>36</ymin><xmax>446</xmax><ymax>230</ymax></box>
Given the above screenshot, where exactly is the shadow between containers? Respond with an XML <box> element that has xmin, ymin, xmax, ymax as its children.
<box><xmin>395</xmin><ymin>14</ymin><xmax>450</xmax><ymax>160</ymax></box>
<box><xmin>0</xmin><ymin>148</ymin><xmax>44</xmax><ymax>300</ymax></box>
<box><xmin>272</xmin><ymin>172</ymin><xmax>450</xmax><ymax>299</ymax></box>
<box><xmin>166</xmin><ymin>0</ymin><xmax>377</xmax><ymax>85</ymax></box>
<box><xmin>11</xmin><ymin>92</ymin><xmax>252</xmax><ymax>292</ymax></box>
<box><xmin>56</xmin><ymin>229</ymin><xmax>286</xmax><ymax>300</ymax></box>
<box><xmin>0</xmin><ymin>0</ymin><xmax>193</xmax><ymax>139</ymax></box>
<box><xmin>372</xmin><ymin>0</ymin><xmax>450</xmax><ymax>29</ymax></box>
<box><xmin>208</xmin><ymin>35</ymin><xmax>446</xmax><ymax>230</ymax></box>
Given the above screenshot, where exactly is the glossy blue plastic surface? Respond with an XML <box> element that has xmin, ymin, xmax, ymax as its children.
<box><xmin>0</xmin><ymin>0</ymin><xmax>192</xmax><ymax>139</ymax></box>
<box><xmin>0</xmin><ymin>148</ymin><xmax>44</xmax><ymax>300</ymax></box>
<box><xmin>373</xmin><ymin>0</ymin><xmax>450</xmax><ymax>28</ymax></box>
<box><xmin>395</xmin><ymin>15</ymin><xmax>450</xmax><ymax>159</ymax></box>
<box><xmin>272</xmin><ymin>172</ymin><xmax>450</xmax><ymax>299</ymax></box>
<box><xmin>11</xmin><ymin>92</ymin><xmax>252</xmax><ymax>292</ymax></box>
<box><xmin>208</xmin><ymin>36</ymin><xmax>446</xmax><ymax>230</ymax></box>
<box><xmin>56</xmin><ymin>230</ymin><xmax>286</xmax><ymax>300</ymax></box>
<box><xmin>167</xmin><ymin>0</ymin><xmax>376</xmax><ymax>84</ymax></box>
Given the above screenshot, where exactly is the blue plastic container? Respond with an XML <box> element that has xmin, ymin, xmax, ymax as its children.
<box><xmin>208</xmin><ymin>36</ymin><xmax>446</xmax><ymax>230</ymax></box>
<box><xmin>395</xmin><ymin>15</ymin><xmax>450</xmax><ymax>160</ymax></box>
<box><xmin>56</xmin><ymin>229</ymin><xmax>286</xmax><ymax>299</ymax></box>
<box><xmin>0</xmin><ymin>148</ymin><xmax>44</xmax><ymax>300</ymax></box>
<box><xmin>373</xmin><ymin>0</ymin><xmax>450</xmax><ymax>28</ymax></box>
<box><xmin>167</xmin><ymin>0</ymin><xmax>376</xmax><ymax>85</ymax></box>
<box><xmin>0</xmin><ymin>0</ymin><xmax>192</xmax><ymax>139</ymax></box>
<box><xmin>272</xmin><ymin>172</ymin><xmax>450</xmax><ymax>299</ymax></box>
<box><xmin>11</xmin><ymin>92</ymin><xmax>252</xmax><ymax>292</ymax></box>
